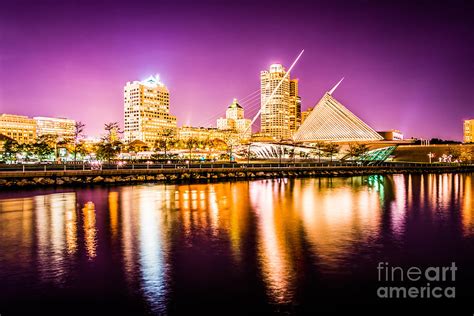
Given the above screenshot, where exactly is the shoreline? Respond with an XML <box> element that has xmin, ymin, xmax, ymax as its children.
<box><xmin>0</xmin><ymin>165</ymin><xmax>473</xmax><ymax>188</ymax></box>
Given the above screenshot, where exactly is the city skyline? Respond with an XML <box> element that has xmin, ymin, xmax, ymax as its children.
<box><xmin>1</xmin><ymin>0</ymin><xmax>473</xmax><ymax>140</ymax></box>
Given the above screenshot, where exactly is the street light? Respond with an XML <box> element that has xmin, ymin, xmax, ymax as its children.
<box><xmin>428</xmin><ymin>152</ymin><xmax>435</xmax><ymax>164</ymax></box>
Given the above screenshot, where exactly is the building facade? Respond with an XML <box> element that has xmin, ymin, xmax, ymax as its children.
<box><xmin>289</xmin><ymin>79</ymin><xmax>301</xmax><ymax>134</ymax></box>
<box><xmin>216</xmin><ymin>98</ymin><xmax>251</xmax><ymax>140</ymax></box>
<box><xmin>124</xmin><ymin>75</ymin><xmax>177</xmax><ymax>147</ymax></box>
<box><xmin>178</xmin><ymin>126</ymin><xmax>212</xmax><ymax>141</ymax></box>
<box><xmin>0</xmin><ymin>114</ymin><xmax>36</xmax><ymax>144</ymax></box>
<box><xmin>377</xmin><ymin>130</ymin><xmax>404</xmax><ymax>141</ymax></box>
<box><xmin>178</xmin><ymin>126</ymin><xmax>225</xmax><ymax>142</ymax></box>
<box><xmin>260</xmin><ymin>64</ymin><xmax>300</xmax><ymax>140</ymax></box>
<box><xmin>465</xmin><ymin>119</ymin><xmax>474</xmax><ymax>143</ymax></box>
<box><xmin>301</xmin><ymin>107</ymin><xmax>313</xmax><ymax>124</ymax></box>
<box><xmin>34</xmin><ymin>117</ymin><xmax>75</xmax><ymax>139</ymax></box>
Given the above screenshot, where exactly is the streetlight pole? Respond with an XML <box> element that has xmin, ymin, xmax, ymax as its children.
<box><xmin>247</xmin><ymin>142</ymin><xmax>251</xmax><ymax>165</ymax></box>
<box><xmin>428</xmin><ymin>152</ymin><xmax>434</xmax><ymax>163</ymax></box>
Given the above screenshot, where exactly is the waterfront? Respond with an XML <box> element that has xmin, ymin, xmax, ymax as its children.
<box><xmin>1</xmin><ymin>173</ymin><xmax>474</xmax><ymax>314</ymax></box>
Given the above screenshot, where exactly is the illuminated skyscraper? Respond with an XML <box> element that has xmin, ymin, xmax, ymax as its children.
<box><xmin>123</xmin><ymin>75</ymin><xmax>177</xmax><ymax>147</ymax></box>
<box><xmin>260</xmin><ymin>64</ymin><xmax>300</xmax><ymax>140</ymax></box>
<box><xmin>464</xmin><ymin>119</ymin><xmax>474</xmax><ymax>143</ymax></box>
<box><xmin>289</xmin><ymin>79</ymin><xmax>301</xmax><ymax>134</ymax></box>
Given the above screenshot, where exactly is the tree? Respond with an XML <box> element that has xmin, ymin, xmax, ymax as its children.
<box><xmin>322</xmin><ymin>143</ymin><xmax>340</xmax><ymax>163</ymax></box>
<box><xmin>185</xmin><ymin>137</ymin><xmax>199</xmax><ymax>160</ymax></box>
<box><xmin>222</xmin><ymin>130</ymin><xmax>238</xmax><ymax>162</ymax></box>
<box><xmin>103</xmin><ymin>122</ymin><xmax>122</xmax><ymax>143</ymax></box>
<box><xmin>155</xmin><ymin>128</ymin><xmax>175</xmax><ymax>158</ymax></box>
<box><xmin>447</xmin><ymin>146</ymin><xmax>462</xmax><ymax>161</ymax></box>
<box><xmin>345</xmin><ymin>143</ymin><xmax>370</xmax><ymax>161</ymax></box>
<box><xmin>460</xmin><ymin>147</ymin><xmax>474</xmax><ymax>163</ymax></box>
<box><xmin>95</xmin><ymin>142</ymin><xmax>121</xmax><ymax>162</ymax></box>
<box><xmin>32</xmin><ymin>136</ymin><xmax>54</xmax><ymax>161</ymax></box>
<box><xmin>96</xmin><ymin>122</ymin><xmax>122</xmax><ymax>162</ymax></box>
<box><xmin>209</xmin><ymin>138</ymin><xmax>226</xmax><ymax>160</ymax></box>
<box><xmin>3</xmin><ymin>138</ymin><xmax>21</xmax><ymax>162</ymax></box>
<box><xmin>72</xmin><ymin>121</ymin><xmax>86</xmax><ymax>162</ymax></box>
<box><xmin>355</xmin><ymin>144</ymin><xmax>370</xmax><ymax>159</ymax></box>
<box><xmin>345</xmin><ymin>143</ymin><xmax>359</xmax><ymax>160</ymax></box>
<box><xmin>312</xmin><ymin>141</ymin><xmax>326</xmax><ymax>163</ymax></box>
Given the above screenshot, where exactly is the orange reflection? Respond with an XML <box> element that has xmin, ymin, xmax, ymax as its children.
<box><xmin>251</xmin><ymin>179</ymin><xmax>296</xmax><ymax>304</ymax></box>
<box><xmin>462</xmin><ymin>175</ymin><xmax>474</xmax><ymax>234</ymax></box>
<box><xmin>120</xmin><ymin>185</ymin><xmax>171</xmax><ymax>314</ymax></box>
<box><xmin>296</xmin><ymin>177</ymin><xmax>380</xmax><ymax>270</ymax></box>
<box><xmin>33</xmin><ymin>193</ymin><xmax>77</xmax><ymax>283</ymax></box>
<box><xmin>65</xmin><ymin>206</ymin><xmax>78</xmax><ymax>255</ymax></box>
<box><xmin>108</xmin><ymin>191</ymin><xmax>119</xmax><ymax>239</ymax></box>
<box><xmin>82</xmin><ymin>201</ymin><xmax>97</xmax><ymax>259</ymax></box>
<box><xmin>0</xmin><ymin>197</ymin><xmax>34</xmax><ymax>271</ymax></box>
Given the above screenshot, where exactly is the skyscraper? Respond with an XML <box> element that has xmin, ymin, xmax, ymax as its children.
<box><xmin>123</xmin><ymin>75</ymin><xmax>177</xmax><ymax>148</ymax></box>
<box><xmin>260</xmin><ymin>64</ymin><xmax>300</xmax><ymax>140</ymax></box>
<box><xmin>217</xmin><ymin>98</ymin><xmax>251</xmax><ymax>140</ymax></box>
<box><xmin>464</xmin><ymin>119</ymin><xmax>474</xmax><ymax>143</ymax></box>
<box><xmin>289</xmin><ymin>79</ymin><xmax>301</xmax><ymax>134</ymax></box>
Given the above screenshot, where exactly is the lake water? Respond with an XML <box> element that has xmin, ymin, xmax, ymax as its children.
<box><xmin>1</xmin><ymin>174</ymin><xmax>473</xmax><ymax>314</ymax></box>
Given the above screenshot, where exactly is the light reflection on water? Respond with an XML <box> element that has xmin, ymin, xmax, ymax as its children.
<box><xmin>0</xmin><ymin>173</ymin><xmax>473</xmax><ymax>313</ymax></box>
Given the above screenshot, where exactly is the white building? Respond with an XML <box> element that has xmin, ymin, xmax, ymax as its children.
<box><xmin>34</xmin><ymin>116</ymin><xmax>75</xmax><ymax>139</ymax></box>
<box><xmin>124</xmin><ymin>75</ymin><xmax>177</xmax><ymax>147</ymax></box>
<box><xmin>294</xmin><ymin>79</ymin><xmax>383</xmax><ymax>142</ymax></box>
<box><xmin>216</xmin><ymin>98</ymin><xmax>251</xmax><ymax>140</ymax></box>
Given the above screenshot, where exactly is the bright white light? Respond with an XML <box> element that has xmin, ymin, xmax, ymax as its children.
<box><xmin>141</xmin><ymin>74</ymin><xmax>164</xmax><ymax>88</ymax></box>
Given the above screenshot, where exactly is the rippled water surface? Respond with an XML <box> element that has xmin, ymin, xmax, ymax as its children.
<box><xmin>1</xmin><ymin>174</ymin><xmax>474</xmax><ymax>314</ymax></box>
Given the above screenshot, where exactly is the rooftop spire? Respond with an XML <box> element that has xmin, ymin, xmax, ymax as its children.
<box><xmin>328</xmin><ymin>77</ymin><xmax>344</xmax><ymax>95</ymax></box>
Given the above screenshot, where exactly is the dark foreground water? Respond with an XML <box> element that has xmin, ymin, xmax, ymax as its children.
<box><xmin>1</xmin><ymin>174</ymin><xmax>474</xmax><ymax>315</ymax></box>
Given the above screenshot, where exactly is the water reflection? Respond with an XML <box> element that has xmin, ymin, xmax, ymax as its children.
<box><xmin>108</xmin><ymin>191</ymin><xmax>119</xmax><ymax>239</ymax></box>
<box><xmin>35</xmin><ymin>193</ymin><xmax>76</xmax><ymax>285</ymax></box>
<box><xmin>251</xmin><ymin>179</ymin><xmax>297</xmax><ymax>304</ymax></box>
<box><xmin>82</xmin><ymin>201</ymin><xmax>97</xmax><ymax>260</ymax></box>
<box><xmin>0</xmin><ymin>173</ymin><xmax>472</xmax><ymax>313</ymax></box>
<box><xmin>462</xmin><ymin>175</ymin><xmax>474</xmax><ymax>235</ymax></box>
<box><xmin>295</xmin><ymin>177</ymin><xmax>381</xmax><ymax>271</ymax></box>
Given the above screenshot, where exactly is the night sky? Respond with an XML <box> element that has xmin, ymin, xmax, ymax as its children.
<box><xmin>0</xmin><ymin>0</ymin><xmax>472</xmax><ymax>140</ymax></box>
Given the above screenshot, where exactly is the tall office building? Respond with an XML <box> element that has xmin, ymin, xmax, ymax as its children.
<box><xmin>289</xmin><ymin>79</ymin><xmax>301</xmax><ymax>134</ymax></box>
<box><xmin>0</xmin><ymin>114</ymin><xmax>36</xmax><ymax>144</ymax></box>
<box><xmin>124</xmin><ymin>75</ymin><xmax>177</xmax><ymax>147</ymax></box>
<box><xmin>464</xmin><ymin>119</ymin><xmax>474</xmax><ymax>143</ymax></box>
<box><xmin>34</xmin><ymin>117</ymin><xmax>75</xmax><ymax>139</ymax></box>
<box><xmin>217</xmin><ymin>98</ymin><xmax>251</xmax><ymax>140</ymax></box>
<box><xmin>260</xmin><ymin>64</ymin><xmax>300</xmax><ymax>140</ymax></box>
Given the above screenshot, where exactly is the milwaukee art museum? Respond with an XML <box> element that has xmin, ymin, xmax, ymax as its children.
<box><xmin>246</xmin><ymin>79</ymin><xmax>401</xmax><ymax>161</ymax></box>
<box><xmin>293</xmin><ymin>79</ymin><xmax>383</xmax><ymax>142</ymax></box>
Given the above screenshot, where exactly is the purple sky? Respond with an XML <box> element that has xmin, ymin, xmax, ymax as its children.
<box><xmin>1</xmin><ymin>0</ymin><xmax>473</xmax><ymax>140</ymax></box>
